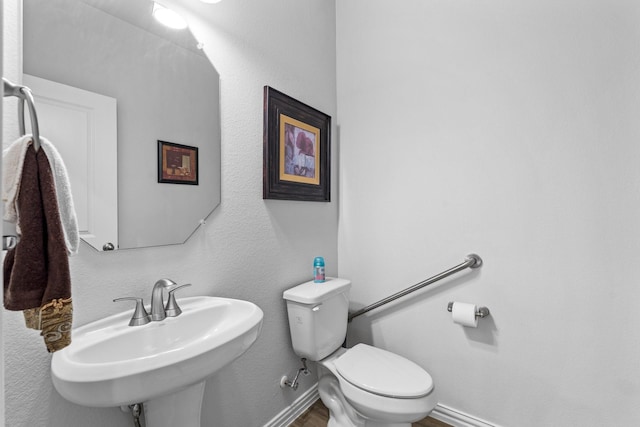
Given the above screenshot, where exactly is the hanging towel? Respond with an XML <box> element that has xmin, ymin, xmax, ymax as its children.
<box><xmin>3</xmin><ymin>135</ymin><xmax>79</xmax><ymax>255</ymax></box>
<box><xmin>2</xmin><ymin>135</ymin><xmax>32</xmax><ymax>223</ymax></box>
<box><xmin>3</xmin><ymin>145</ymin><xmax>73</xmax><ymax>353</ymax></box>
<box><xmin>40</xmin><ymin>137</ymin><xmax>80</xmax><ymax>255</ymax></box>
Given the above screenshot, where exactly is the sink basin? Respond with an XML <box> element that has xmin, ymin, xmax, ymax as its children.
<box><xmin>51</xmin><ymin>296</ymin><xmax>263</xmax><ymax>410</ymax></box>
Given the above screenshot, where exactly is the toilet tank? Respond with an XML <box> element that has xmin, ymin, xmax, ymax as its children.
<box><xmin>283</xmin><ymin>278</ymin><xmax>351</xmax><ymax>361</ymax></box>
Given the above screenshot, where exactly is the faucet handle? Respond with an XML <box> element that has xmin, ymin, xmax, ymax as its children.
<box><xmin>164</xmin><ymin>284</ymin><xmax>192</xmax><ymax>317</ymax></box>
<box><xmin>113</xmin><ymin>297</ymin><xmax>151</xmax><ymax>326</ymax></box>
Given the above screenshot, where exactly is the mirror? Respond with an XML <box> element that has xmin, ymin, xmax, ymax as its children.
<box><xmin>23</xmin><ymin>0</ymin><xmax>221</xmax><ymax>250</ymax></box>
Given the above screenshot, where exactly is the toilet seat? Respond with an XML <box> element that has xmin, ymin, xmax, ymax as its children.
<box><xmin>320</xmin><ymin>344</ymin><xmax>437</xmax><ymax>424</ymax></box>
<box><xmin>334</xmin><ymin>343</ymin><xmax>433</xmax><ymax>398</ymax></box>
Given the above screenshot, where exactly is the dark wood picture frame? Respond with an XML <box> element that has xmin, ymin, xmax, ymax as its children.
<box><xmin>157</xmin><ymin>140</ymin><xmax>199</xmax><ymax>185</ymax></box>
<box><xmin>263</xmin><ymin>86</ymin><xmax>331</xmax><ymax>201</ymax></box>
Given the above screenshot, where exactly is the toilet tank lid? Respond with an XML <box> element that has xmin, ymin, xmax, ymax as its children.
<box><xmin>283</xmin><ymin>277</ymin><xmax>351</xmax><ymax>304</ymax></box>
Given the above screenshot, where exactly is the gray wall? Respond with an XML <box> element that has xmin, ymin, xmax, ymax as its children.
<box><xmin>337</xmin><ymin>0</ymin><xmax>640</xmax><ymax>426</ymax></box>
<box><xmin>3</xmin><ymin>0</ymin><xmax>337</xmax><ymax>425</ymax></box>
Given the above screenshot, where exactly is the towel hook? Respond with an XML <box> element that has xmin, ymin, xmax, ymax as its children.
<box><xmin>2</xmin><ymin>235</ymin><xmax>18</xmax><ymax>251</ymax></box>
<box><xmin>3</xmin><ymin>77</ymin><xmax>41</xmax><ymax>151</ymax></box>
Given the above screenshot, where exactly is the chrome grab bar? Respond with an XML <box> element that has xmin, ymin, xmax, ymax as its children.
<box><xmin>348</xmin><ymin>254</ymin><xmax>483</xmax><ymax>322</ymax></box>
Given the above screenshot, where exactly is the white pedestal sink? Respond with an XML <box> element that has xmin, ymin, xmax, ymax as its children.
<box><xmin>51</xmin><ymin>296</ymin><xmax>263</xmax><ymax>426</ymax></box>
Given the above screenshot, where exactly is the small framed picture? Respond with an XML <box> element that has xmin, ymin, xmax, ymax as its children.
<box><xmin>263</xmin><ymin>86</ymin><xmax>331</xmax><ymax>202</ymax></box>
<box><xmin>157</xmin><ymin>140</ymin><xmax>199</xmax><ymax>185</ymax></box>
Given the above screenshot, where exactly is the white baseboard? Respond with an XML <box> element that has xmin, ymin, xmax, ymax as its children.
<box><xmin>431</xmin><ymin>403</ymin><xmax>501</xmax><ymax>427</ymax></box>
<box><xmin>263</xmin><ymin>383</ymin><xmax>501</xmax><ymax>427</ymax></box>
<box><xmin>263</xmin><ymin>383</ymin><xmax>319</xmax><ymax>427</ymax></box>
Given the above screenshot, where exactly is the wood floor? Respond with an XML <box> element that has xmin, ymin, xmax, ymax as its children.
<box><xmin>290</xmin><ymin>399</ymin><xmax>451</xmax><ymax>427</ymax></box>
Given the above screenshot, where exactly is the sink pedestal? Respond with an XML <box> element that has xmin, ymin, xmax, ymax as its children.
<box><xmin>144</xmin><ymin>381</ymin><xmax>206</xmax><ymax>427</ymax></box>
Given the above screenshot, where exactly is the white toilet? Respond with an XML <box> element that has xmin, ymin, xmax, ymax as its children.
<box><xmin>283</xmin><ymin>278</ymin><xmax>437</xmax><ymax>427</ymax></box>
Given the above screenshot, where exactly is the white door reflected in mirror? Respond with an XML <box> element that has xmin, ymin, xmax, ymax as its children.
<box><xmin>23</xmin><ymin>75</ymin><xmax>118</xmax><ymax>252</ymax></box>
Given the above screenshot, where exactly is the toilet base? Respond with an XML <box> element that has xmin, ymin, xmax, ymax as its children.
<box><xmin>362</xmin><ymin>423</ymin><xmax>410</xmax><ymax>427</ymax></box>
<box><xmin>326</xmin><ymin>418</ymin><xmax>410</xmax><ymax>427</ymax></box>
<box><xmin>319</xmin><ymin>375</ymin><xmax>364</xmax><ymax>427</ymax></box>
<box><xmin>318</xmin><ymin>374</ymin><xmax>426</xmax><ymax>427</ymax></box>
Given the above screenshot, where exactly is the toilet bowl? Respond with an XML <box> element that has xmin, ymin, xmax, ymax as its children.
<box><xmin>283</xmin><ymin>278</ymin><xmax>437</xmax><ymax>427</ymax></box>
<box><xmin>317</xmin><ymin>345</ymin><xmax>437</xmax><ymax>427</ymax></box>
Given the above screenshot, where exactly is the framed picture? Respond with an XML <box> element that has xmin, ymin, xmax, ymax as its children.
<box><xmin>157</xmin><ymin>140</ymin><xmax>199</xmax><ymax>185</ymax></box>
<box><xmin>263</xmin><ymin>86</ymin><xmax>331</xmax><ymax>201</ymax></box>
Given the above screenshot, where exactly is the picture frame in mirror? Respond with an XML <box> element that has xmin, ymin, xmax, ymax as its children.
<box><xmin>158</xmin><ymin>140</ymin><xmax>199</xmax><ymax>185</ymax></box>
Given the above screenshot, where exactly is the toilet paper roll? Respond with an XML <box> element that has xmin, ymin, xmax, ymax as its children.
<box><xmin>451</xmin><ymin>302</ymin><xmax>478</xmax><ymax>328</ymax></box>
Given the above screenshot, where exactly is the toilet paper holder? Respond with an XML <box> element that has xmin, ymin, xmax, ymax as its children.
<box><xmin>447</xmin><ymin>302</ymin><xmax>490</xmax><ymax>319</ymax></box>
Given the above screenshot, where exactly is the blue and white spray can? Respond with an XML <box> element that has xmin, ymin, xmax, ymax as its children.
<box><xmin>313</xmin><ymin>257</ymin><xmax>325</xmax><ymax>283</ymax></box>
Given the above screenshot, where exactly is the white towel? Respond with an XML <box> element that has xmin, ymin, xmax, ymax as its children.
<box><xmin>2</xmin><ymin>135</ymin><xmax>32</xmax><ymax>224</ymax></box>
<box><xmin>40</xmin><ymin>137</ymin><xmax>80</xmax><ymax>255</ymax></box>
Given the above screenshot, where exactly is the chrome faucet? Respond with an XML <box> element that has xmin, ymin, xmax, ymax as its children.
<box><xmin>113</xmin><ymin>279</ymin><xmax>191</xmax><ymax>327</ymax></box>
<box><xmin>150</xmin><ymin>278</ymin><xmax>177</xmax><ymax>321</ymax></box>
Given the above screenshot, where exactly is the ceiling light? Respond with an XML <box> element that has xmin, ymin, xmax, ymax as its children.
<box><xmin>152</xmin><ymin>2</ymin><xmax>188</xmax><ymax>30</ymax></box>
